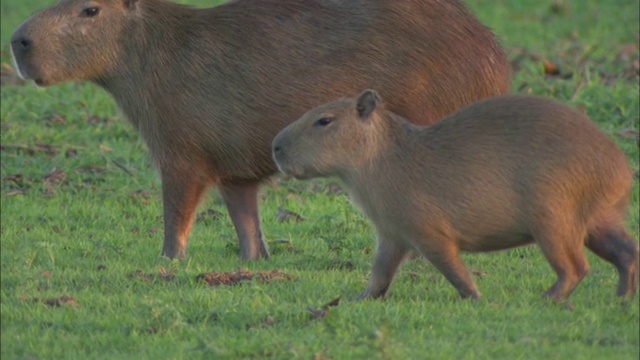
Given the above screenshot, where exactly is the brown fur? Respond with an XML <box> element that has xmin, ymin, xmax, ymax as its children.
<box><xmin>272</xmin><ymin>91</ymin><xmax>639</xmax><ymax>301</ymax></box>
<box><xmin>11</xmin><ymin>0</ymin><xmax>510</xmax><ymax>260</ymax></box>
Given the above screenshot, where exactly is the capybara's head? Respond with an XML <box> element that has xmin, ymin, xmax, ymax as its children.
<box><xmin>272</xmin><ymin>89</ymin><xmax>387</xmax><ymax>179</ymax></box>
<box><xmin>11</xmin><ymin>0</ymin><xmax>140</xmax><ymax>86</ymax></box>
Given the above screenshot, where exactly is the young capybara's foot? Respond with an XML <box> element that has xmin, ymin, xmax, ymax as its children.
<box><xmin>586</xmin><ymin>226</ymin><xmax>639</xmax><ymax>299</ymax></box>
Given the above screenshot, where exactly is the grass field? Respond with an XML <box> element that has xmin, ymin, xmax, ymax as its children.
<box><xmin>1</xmin><ymin>0</ymin><xmax>639</xmax><ymax>359</ymax></box>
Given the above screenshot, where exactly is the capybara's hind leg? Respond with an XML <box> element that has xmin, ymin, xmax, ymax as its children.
<box><xmin>535</xmin><ymin>226</ymin><xmax>590</xmax><ymax>301</ymax></box>
<box><xmin>586</xmin><ymin>226</ymin><xmax>639</xmax><ymax>298</ymax></box>
<box><xmin>220</xmin><ymin>181</ymin><xmax>270</xmax><ymax>261</ymax></box>
<box><xmin>161</xmin><ymin>168</ymin><xmax>208</xmax><ymax>259</ymax></box>
<box><xmin>358</xmin><ymin>238</ymin><xmax>409</xmax><ymax>300</ymax></box>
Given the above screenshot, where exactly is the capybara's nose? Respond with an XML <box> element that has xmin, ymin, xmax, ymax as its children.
<box><xmin>11</xmin><ymin>35</ymin><xmax>32</xmax><ymax>52</ymax></box>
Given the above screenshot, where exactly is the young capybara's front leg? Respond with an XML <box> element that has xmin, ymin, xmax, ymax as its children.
<box><xmin>415</xmin><ymin>239</ymin><xmax>481</xmax><ymax>299</ymax></box>
<box><xmin>357</xmin><ymin>237</ymin><xmax>409</xmax><ymax>300</ymax></box>
<box><xmin>161</xmin><ymin>168</ymin><xmax>208</xmax><ymax>259</ymax></box>
<box><xmin>219</xmin><ymin>181</ymin><xmax>269</xmax><ymax>261</ymax></box>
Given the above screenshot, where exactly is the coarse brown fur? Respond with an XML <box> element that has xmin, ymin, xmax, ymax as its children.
<box><xmin>11</xmin><ymin>0</ymin><xmax>510</xmax><ymax>260</ymax></box>
<box><xmin>272</xmin><ymin>91</ymin><xmax>639</xmax><ymax>301</ymax></box>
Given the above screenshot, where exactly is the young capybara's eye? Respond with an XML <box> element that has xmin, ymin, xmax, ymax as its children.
<box><xmin>80</xmin><ymin>7</ymin><xmax>100</xmax><ymax>17</ymax></box>
<box><xmin>313</xmin><ymin>117</ymin><xmax>334</xmax><ymax>127</ymax></box>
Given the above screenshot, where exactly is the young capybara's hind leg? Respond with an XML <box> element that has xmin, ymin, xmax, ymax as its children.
<box><xmin>534</xmin><ymin>224</ymin><xmax>590</xmax><ymax>301</ymax></box>
<box><xmin>586</xmin><ymin>223</ymin><xmax>639</xmax><ymax>299</ymax></box>
<box><xmin>220</xmin><ymin>181</ymin><xmax>270</xmax><ymax>261</ymax></box>
<box><xmin>161</xmin><ymin>168</ymin><xmax>209</xmax><ymax>259</ymax></box>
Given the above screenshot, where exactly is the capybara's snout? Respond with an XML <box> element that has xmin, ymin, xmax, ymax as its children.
<box><xmin>10</xmin><ymin>25</ymin><xmax>32</xmax><ymax>80</ymax></box>
<box><xmin>11</xmin><ymin>33</ymin><xmax>32</xmax><ymax>54</ymax></box>
<box><xmin>271</xmin><ymin>133</ymin><xmax>290</xmax><ymax>173</ymax></box>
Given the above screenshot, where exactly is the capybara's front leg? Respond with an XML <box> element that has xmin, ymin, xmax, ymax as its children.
<box><xmin>220</xmin><ymin>181</ymin><xmax>270</xmax><ymax>261</ymax></box>
<box><xmin>357</xmin><ymin>237</ymin><xmax>409</xmax><ymax>300</ymax></box>
<box><xmin>161</xmin><ymin>168</ymin><xmax>208</xmax><ymax>259</ymax></box>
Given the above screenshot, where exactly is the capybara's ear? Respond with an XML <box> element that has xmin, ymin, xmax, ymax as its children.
<box><xmin>124</xmin><ymin>0</ymin><xmax>139</xmax><ymax>10</ymax></box>
<box><xmin>356</xmin><ymin>89</ymin><xmax>381</xmax><ymax>120</ymax></box>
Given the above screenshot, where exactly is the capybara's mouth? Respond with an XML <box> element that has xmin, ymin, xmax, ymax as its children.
<box><xmin>11</xmin><ymin>60</ymin><xmax>47</xmax><ymax>87</ymax></box>
<box><xmin>274</xmin><ymin>161</ymin><xmax>298</xmax><ymax>178</ymax></box>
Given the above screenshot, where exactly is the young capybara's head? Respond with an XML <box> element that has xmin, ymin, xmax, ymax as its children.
<box><xmin>272</xmin><ymin>89</ymin><xmax>388</xmax><ymax>179</ymax></box>
<box><xmin>11</xmin><ymin>0</ymin><xmax>140</xmax><ymax>86</ymax></box>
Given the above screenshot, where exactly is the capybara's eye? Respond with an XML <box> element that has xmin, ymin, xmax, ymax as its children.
<box><xmin>313</xmin><ymin>117</ymin><xmax>334</xmax><ymax>127</ymax></box>
<box><xmin>80</xmin><ymin>7</ymin><xmax>100</xmax><ymax>17</ymax></box>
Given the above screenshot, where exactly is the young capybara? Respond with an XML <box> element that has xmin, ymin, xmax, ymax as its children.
<box><xmin>272</xmin><ymin>90</ymin><xmax>639</xmax><ymax>301</ymax></box>
<box><xmin>10</xmin><ymin>0</ymin><xmax>510</xmax><ymax>261</ymax></box>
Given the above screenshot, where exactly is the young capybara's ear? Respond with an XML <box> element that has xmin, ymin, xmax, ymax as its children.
<box><xmin>356</xmin><ymin>89</ymin><xmax>381</xmax><ymax>120</ymax></box>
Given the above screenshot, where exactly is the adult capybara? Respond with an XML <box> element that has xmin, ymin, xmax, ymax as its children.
<box><xmin>272</xmin><ymin>90</ymin><xmax>639</xmax><ymax>301</ymax></box>
<box><xmin>11</xmin><ymin>0</ymin><xmax>510</xmax><ymax>261</ymax></box>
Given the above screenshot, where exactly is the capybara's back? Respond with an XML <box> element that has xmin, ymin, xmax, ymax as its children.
<box><xmin>11</xmin><ymin>0</ymin><xmax>511</xmax><ymax>261</ymax></box>
<box><xmin>273</xmin><ymin>92</ymin><xmax>638</xmax><ymax>301</ymax></box>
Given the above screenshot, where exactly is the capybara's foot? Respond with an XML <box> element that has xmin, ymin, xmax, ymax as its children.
<box><xmin>355</xmin><ymin>286</ymin><xmax>389</xmax><ymax>301</ymax></box>
<box><xmin>162</xmin><ymin>246</ymin><xmax>186</xmax><ymax>260</ymax></box>
<box><xmin>458</xmin><ymin>289</ymin><xmax>482</xmax><ymax>300</ymax></box>
<box><xmin>239</xmin><ymin>239</ymin><xmax>270</xmax><ymax>261</ymax></box>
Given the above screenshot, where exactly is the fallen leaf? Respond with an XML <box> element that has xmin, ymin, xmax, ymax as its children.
<box><xmin>196</xmin><ymin>269</ymin><xmax>293</xmax><ymax>287</ymax></box>
<box><xmin>0</xmin><ymin>62</ymin><xmax>25</xmax><ymax>86</ymax></box>
<box><xmin>308</xmin><ymin>296</ymin><xmax>341</xmax><ymax>319</ymax></box>
<box><xmin>0</xmin><ymin>143</ymin><xmax>58</xmax><ymax>157</ymax></box>
<box><xmin>286</xmin><ymin>192</ymin><xmax>305</xmax><ymax>204</ymax></box>
<box><xmin>614</xmin><ymin>129</ymin><xmax>639</xmax><ymax>139</ymax></box>
<box><xmin>471</xmin><ymin>269</ymin><xmax>488</xmax><ymax>278</ymax></box>
<box><xmin>43</xmin><ymin>167</ymin><xmax>66</xmax><ymax>186</ymax></box>
<box><xmin>158</xmin><ymin>266</ymin><xmax>177</xmax><ymax>281</ymax></box>
<box><xmin>326</xmin><ymin>182</ymin><xmax>344</xmax><ymax>195</ymax></box>
<box><xmin>75</xmin><ymin>165</ymin><xmax>106</xmax><ymax>174</ymax></box>
<box><xmin>197</xmin><ymin>209</ymin><xmax>223</xmax><ymax>222</ymax></box>
<box><xmin>87</xmin><ymin>116</ymin><xmax>112</xmax><ymax>126</ymax></box>
<box><xmin>99</xmin><ymin>144</ymin><xmax>113</xmax><ymax>152</ymax></box>
<box><xmin>4</xmin><ymin>174</ymin><xmax>24</xmax><ymax>184</ymax></box>
<box><xmin>277</xmin><ymin>206</ymin><xmax>305</xmax><ymax>223</ymax></box>
<box><xmin>246</xmin><ymin>316</ymin><xmax>276</xmax><ymax>330</ymax></box>
<box><xmin>43</xmin><ymin>296</ymin><xmax>78</xmax><ymax>307</ymax></box>
<box><xmin>65</xmin><ymin>148</ymin><xmax>78</xmax><ymax>158</ymax></box>
<box><xmin>128</xmin><ymin>269</ymin><xmax>153</xmax><ymax>282</ymax></box>
<box><xmin>22</xmin><ymin>296</ymin><xmax>79</xmax><ymax>308</ymax></box>
<box><xmin>44</xmin><ymin>114</ymin><xmax>66</xmax><ymax>126</ymax></box>
<box><xmin>127</xmin><ymin>268</ymin><xmax>175</xmax><ymax>282</ymax></box>
<box><xmin>543</xmin><ymin>59</ymin><xmax>571</xmax><ymax>79</ymax></box>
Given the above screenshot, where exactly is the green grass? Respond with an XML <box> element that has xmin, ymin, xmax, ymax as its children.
<box><xmin>1</xmin><ymin>0</ymin><xmax>639</xmax><ymax>359</ymax></box>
